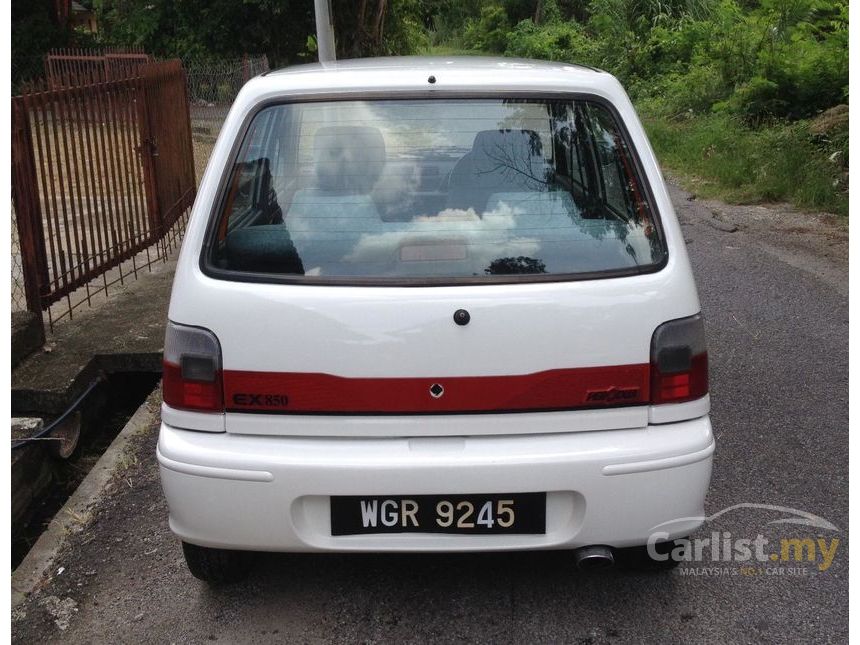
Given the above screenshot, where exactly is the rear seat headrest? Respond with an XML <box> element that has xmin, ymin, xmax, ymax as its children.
<box><xmin>313</xmin><ymin>126</ymin><xmax>386</xmax><ymax>194</ymax></box>
<box><xmin>470</xmin><ymin>130</ymin><xmax>547</xmax><ymax>188</ymax></box>
<box><xmin>447</xmin><ymin>129</ymin><xmax>549</xmax><ymax>209</ymax></box>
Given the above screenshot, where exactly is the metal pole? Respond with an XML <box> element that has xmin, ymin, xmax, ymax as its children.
<box><xmin>314</xmin><ymin>0</ymin><xmax>336</xmax><ymax>62</ymax></box>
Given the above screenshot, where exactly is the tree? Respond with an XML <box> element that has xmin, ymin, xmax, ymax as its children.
<box><xmin>332</xmin><ymin>0</ymin><xmax>426</xmax><ymax>58</ymax></box>
<box><xmin>93</xmin><ymin>0</ymin><xmax>424</xmax><ymax>63</ymax></box>
<box><xmin>12</xmin><ymin>0</ymin><xmax>69</xmax><ymax>87</ymax></box>
<box><xmin>95</xmin><ymin>0</ymin><xmax>315</xmax><ymax>64</ymax></box>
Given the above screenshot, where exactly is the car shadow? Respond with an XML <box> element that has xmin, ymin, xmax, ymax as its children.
<box><xmin>195</xmin><ymin>550</ymin><xmax>683</xmax><ymax>641</ymax></box>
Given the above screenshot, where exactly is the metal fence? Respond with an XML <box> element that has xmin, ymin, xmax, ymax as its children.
<box><xmin>186</xmin><ymin>55</ymin><xmax>269</xmax><ymax>109</ymax></box>
<box><xmin>44</xmin><ymin>47</ymin><xmax>151</xmax><ymax>89</ymax></box>
<box><xmin>11</xmin><ymin>213</ymin><xmax>28</xmax><ymax>312</ymax></box>
<box><xmin>11</xmin><ymin>58</ymin><xmax>196</xmax><ymax>329</ymax></box>
<box><xmin>185</xmin><ymin>55</ymin><xmax>269</xmax><ymax>162</ymax></box>
<box><xmin>10</xmin><ymin>53</ymin><xmax>269</xmax><ymax>330</ymax></box>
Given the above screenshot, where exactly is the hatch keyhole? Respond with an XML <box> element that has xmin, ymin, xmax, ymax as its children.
<box><xmin>453</xmin><ymin>309</ymin><xmax>470</xmax><ymax>326</ymax></box>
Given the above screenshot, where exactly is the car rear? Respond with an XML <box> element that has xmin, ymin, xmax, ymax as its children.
<box><xmin>157</xmin><ymin>58</ymin><xmax>713</xmax><ymax>579</ymax></box>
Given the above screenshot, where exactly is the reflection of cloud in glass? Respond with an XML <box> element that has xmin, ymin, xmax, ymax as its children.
<box><xmin>344</xmin><ymin>204</ymin><xmax>541</xmax><ymax>270</ymax></box>
<box><xmin>372</xmin><ymin>162</ymin><xmax>420</xmax><ymax>219</ymax></box>
<box><xmin>363</xmin><ymin>100</ymin><xmax>538</xmax><ymax>154</ymax></box>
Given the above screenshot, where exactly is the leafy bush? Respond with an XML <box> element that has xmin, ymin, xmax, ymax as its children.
<box><xmin>714</xmin><ymin>76</ymin><xmax>784</xmax><ymax>123</ymax></box>
<box><xmin>463</xmin><ymin>5</ymin><xmax>512</xmax><ymax>53</ymax></box>
<box><xmin>505</xmin><ymin>19</ymin><xmax>601</xmax><ymax>66</ymax></box>
<box><xmin>646</xmin><ymin>64</ymin><xmax>727</xmax><ymax>116</ymax></box>
<box><xmin>695</xmin><ymin>0</ymin><xmax>848</xmax><ymax>121</ymax></box>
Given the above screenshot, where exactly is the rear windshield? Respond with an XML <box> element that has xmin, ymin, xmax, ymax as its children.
<box><xmin>206</xmin><ymin>98</ymin><xmax>666</xmax><ymax>282</ymax></box>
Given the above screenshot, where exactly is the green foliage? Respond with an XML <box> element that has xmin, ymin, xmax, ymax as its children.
<box><xmin>463</xmin><ymin>5</ymin><xmax>512</xmax><ymax>53</ymax></box>
<box><xmin>12</xmin><ymin>0</ymin><xmax>69</xmax><ymax>88</ymax></box>
<box><xmin>425</xmin><ymin>0</ymin><xmax>487</xmax><ymax>42</ymax></box>
<box><xmin>382</xmin><ymin>0</ymin><xmax>432</xmax><ymax>55</ymax></box>
<box><xmin>643</xmin><ymin>64</ymin><xmax>726</xmax><ymax>115</ymax></box>
<box><xmin>430</xmin><ymin>0</ymin><xmax>847</xmax><ymax>125</ymax></box>
<box><xmin>92</xmin><ymin>0</ymin><xmax>431</xmax><ymax>63</ymax></box>
<box><xmin>538</xmin><ymin>0</ymin><xmax>564</xmax><ymax>24</ymax></box>
<box><xmin>94</xmin><ymin>0</ymin><xmax>315</xmax><ymax>64</ymax></box>
<box><xmin>634</xmin><ymin>0</ymin><xmax>848</xmax><ymax>122</ymax></box>
<box><xmin>714</xmin><ymin>76</ymin><xmax>784</xmax><ymax>122</ymax></box>
<box><xmin>505</xmin><ymin>19</ymin><xmax>600</xmax><ymax>65</ymax></box>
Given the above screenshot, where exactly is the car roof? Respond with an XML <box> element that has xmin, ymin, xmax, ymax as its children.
<box><xmin>266</xmin><ymin>56</ymin><xmax>602</xmax><ymax>77</ymax></box>
<box><xmin>240</xmin><ymin>56</ymin><xmax>621</xmax><ymax>101</ymax></box>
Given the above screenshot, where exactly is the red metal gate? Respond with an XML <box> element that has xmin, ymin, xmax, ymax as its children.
<box><xmin>11</xmin><ymin>58</ymin><xmax>196</xmax><ymax>328</ymax></box>
<box><xmin>44</xmin><ymin>48</ymin><xmax>150</xmax><ymax>88</ymax></box>
<box><xmin>138</xmin><ymin>60</ymin><xmax>197</xmax><ymax>234</ymax></box>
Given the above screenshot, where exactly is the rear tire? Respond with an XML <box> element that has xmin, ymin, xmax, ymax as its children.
<box><xmin>181</xmin><ymin>541</ymin><xmax>254</xmax><ymax>584</ymax></box>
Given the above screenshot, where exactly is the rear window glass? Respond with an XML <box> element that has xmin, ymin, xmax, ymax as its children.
<box><xmin>207</xmin><ymin>98</ymin><xmax>665</xmax><ymax>282</ymax></box>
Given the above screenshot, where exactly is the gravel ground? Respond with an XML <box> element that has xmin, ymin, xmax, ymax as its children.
<box><xmin>11</xmin><ymin>184</ymin><xmax>848</xmax><ymax>644</ymax></box>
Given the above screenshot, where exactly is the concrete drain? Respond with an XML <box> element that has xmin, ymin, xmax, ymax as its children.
<box><xmin>11</xmin><ymin>372</ymin><xmax>161</xmax><ymax>570</ymax></box>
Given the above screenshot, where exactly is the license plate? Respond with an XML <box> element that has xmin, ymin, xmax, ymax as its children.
<box><xmin>330</xmin><ymin>493</ymin><xmax>546</xmax><ymax>536</ymax></box>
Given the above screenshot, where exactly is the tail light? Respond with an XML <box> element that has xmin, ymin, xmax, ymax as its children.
<box><xmin>650</xmin><ymin>313</ymin><xmax>708</xmax><ymax>405</ymax></box>
<box><xmin>163</xmin><ymin>321</ymin><xmax>224</xmax><ymax>412</ymax></box>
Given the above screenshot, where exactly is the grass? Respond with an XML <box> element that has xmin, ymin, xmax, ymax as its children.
<box><xmin>418</xmin><ymin>42</ymin><xmax>484</xmax><ymax>56</ymax></box>
<box><xmin>640</xmin><ymin>112</ymin><xmax>848</xmax><ymax>216</ymax></box>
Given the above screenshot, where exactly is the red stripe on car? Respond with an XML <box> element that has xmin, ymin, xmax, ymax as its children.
<box><xmin>221</xmin><ymin>365</ymin><xmax>651</xmax><ymax>414</ymax></box>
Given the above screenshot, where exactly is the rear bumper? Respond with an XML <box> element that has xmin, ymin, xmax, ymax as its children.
<box><xmin>157</xmin><ymin>416</ymin><xmax>714</xmax><ymax>552</ymax></box>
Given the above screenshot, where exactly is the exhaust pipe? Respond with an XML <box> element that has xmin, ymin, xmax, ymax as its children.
<box><xmin>574</xmin><ymin>545</ymin><xmax>615</xmax><ymax>571</ymax></box>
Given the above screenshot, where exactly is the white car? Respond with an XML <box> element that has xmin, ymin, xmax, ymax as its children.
<box><xmin>158</xmin><ymin>56</ymin><xmax>713</xmax><ymax>583</ymax></box>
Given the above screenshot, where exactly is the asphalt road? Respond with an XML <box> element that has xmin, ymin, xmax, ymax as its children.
<box><xmin>11</xmin><ymin>184</ymin><xmax>849</xmax><ymax>644</ymax></box>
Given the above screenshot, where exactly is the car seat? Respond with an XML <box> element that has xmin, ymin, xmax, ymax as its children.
<box><xmin>446</xmin><ymin>129</ymin><xmax>551</xmax><ymax>215</ymax></box>
<box><xmin>285</xmin><ymin>126</ymin><xmax>387</xmax><ymax>271</ymax></box>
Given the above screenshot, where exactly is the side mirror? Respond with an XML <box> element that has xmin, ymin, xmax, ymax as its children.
<box><xmin>224</xmin><ymin>225</ymin><xmax>305</xmax><ymax>275</ymax></box>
